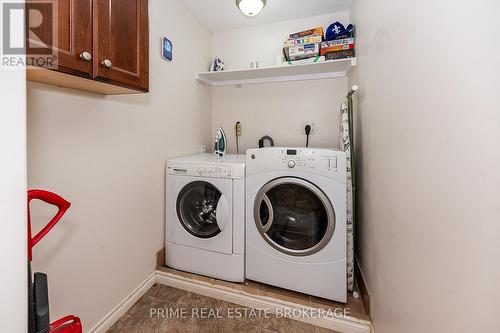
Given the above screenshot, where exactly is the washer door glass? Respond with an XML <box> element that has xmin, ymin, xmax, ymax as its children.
<box><xmin>177</xmin><ymin>181</ymin><xmax>222</xmax><ymax>239</ymax></box>
<box><xmin>254</xmin><ymin>178</ymin><xmax>335</xmax><ymax>256</ymax></box>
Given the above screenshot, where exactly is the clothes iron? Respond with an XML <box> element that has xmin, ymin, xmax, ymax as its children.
<box><xmin>214</xmin><ymin>127</ymin><xmax>227</xmax><ymax>157</ymax></box>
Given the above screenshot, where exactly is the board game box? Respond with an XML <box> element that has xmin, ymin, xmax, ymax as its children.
<box><xmin>284</xmin><ymin>35</ymin><xmax>323</xmax><ymax>47</ymax></box>
<box><xmin>284</xmin><ymin>43</ymin><xmax>321</xmax><ymax>61</ymax></box>
<box><xmin>288</xmin><ymin>27</ymin><xmax>324</xmax><ymax>40</ymax></box>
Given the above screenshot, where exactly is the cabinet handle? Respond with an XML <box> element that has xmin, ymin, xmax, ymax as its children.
<box><xmin>79</xmin><ymin>52</ymin><xmax>92</xmax><ymax>62</ymax></box>
<box><xmin>101</xmin><ymin>59</ymin><xmax>112</xmax><ymax>69</ymax></box>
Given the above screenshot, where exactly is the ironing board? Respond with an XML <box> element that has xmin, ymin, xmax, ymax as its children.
<box><xmin>340</xmin><ymin>101</ymin><xmax>355</xmax><ymax>292</ymax></box>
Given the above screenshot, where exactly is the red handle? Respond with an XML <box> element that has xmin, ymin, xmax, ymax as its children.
<box><xmin>27</xmin><ymin>190</ymin><xmax>71</xmax><ymax>260</ymax></box>
<box><xmin>50</xmin><ymin>315</ymin><xmax>82</xmax><ymax>333</ymax></box>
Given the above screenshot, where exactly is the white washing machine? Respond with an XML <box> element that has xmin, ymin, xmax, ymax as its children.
<box><xmin>246</xmin><ymin>148</ymin><xmax>347</xmax><ymax>302</ymax></box>
<box><xmin>166</xmin><ymin>153</ymin><xmax>245</xmax><ymax>282</ymax></box>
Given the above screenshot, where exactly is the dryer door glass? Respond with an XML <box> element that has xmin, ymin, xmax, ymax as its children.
<box><xmin>177</xmin><ymin>181</ymin><xmax>222</xmax><ymax>239</ymax></box>
<box><xmin>254</xmin><ymin>178</ymin><xmax>335</xmax><ymax>256</ymax></box>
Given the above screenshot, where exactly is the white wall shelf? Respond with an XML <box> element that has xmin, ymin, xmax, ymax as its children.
<box><xmin>196</xmin><ymin>58</ymin><xmax>356</xmax><ymax>87</ymax></box>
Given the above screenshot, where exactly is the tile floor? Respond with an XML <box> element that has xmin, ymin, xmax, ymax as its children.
<box><xmin>107</xmin><ymin>284</ymin><xmax>341</xmax><ymax>333</ymax></box>
<box><xmin>157</xmin><ymin>267</ymin><xmax>369</xmax><ymax>321</ymax></box>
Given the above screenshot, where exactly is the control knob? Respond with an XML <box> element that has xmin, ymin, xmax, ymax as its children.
<box><xmin>287</xmin><ymin>160</ymin><xmax>296</xmax><ymax>168</ymax></box>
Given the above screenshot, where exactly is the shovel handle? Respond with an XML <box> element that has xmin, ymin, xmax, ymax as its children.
<box><xmin>28</xmin><ymin>190</ymin><xmax>71</xmax><ymax>260</ymax></box>
<box><xmin>50</xmin><ymin>315</ymin><xmax>82</xmax><ymax>333</ymax></box>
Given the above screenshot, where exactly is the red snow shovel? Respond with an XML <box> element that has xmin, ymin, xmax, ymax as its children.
<box><xmin>27</xmin><ymin>190</ymin><xmax>82</xmax><ymax>333</ymax></box>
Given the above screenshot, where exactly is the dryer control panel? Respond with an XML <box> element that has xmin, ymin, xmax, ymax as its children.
<box><xmin>280</xmin><ymin>149</ymin><xmax>340</xmax><ymax>171</ymax></box>
<box><xmin>246</xmin><ymin>148</ymin><xmax>346</xmax><ymax>183</ymax></box>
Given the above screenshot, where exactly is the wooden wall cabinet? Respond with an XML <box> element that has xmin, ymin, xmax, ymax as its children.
<box><xmin>27</xmin><ymin>0</ymin><xmax>149</xmax><ymax>95</ymax></box>
<box><xmin>56</xmin><ymin>0</ymin><xmax>93</xmax><ymax>78</ymax></box>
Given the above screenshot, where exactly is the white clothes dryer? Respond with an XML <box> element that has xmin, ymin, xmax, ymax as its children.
<box><xmin>245</xmin><ymin>148</ymin><xmax>347</xmax><ymax>302</ymax></box>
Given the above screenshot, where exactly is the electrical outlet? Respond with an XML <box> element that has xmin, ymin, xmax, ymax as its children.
<box><xmin>301</xmin><ymin>121</ymin><xmax>317</xmax><ymax>134</ymax></box>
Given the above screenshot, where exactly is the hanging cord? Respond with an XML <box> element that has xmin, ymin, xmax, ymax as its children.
<box><xmin>258</xmin><ymin>135</ymin><xmax>274</xmax><ymax>148</ymax></box>
<box><xmin>235</xmin><ymin>121</ymin><xmax>242</xmax><ymax>154</ymax></box>
<box><xmin>305</xmin><ymin>125</ymin><xmax>311</xmax><ymax>147</ymax></box>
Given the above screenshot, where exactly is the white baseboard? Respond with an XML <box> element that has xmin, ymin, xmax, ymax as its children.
<box><xmin>89</xmin><ymin>272</ymin><xmax>156</xmax><ymax>333</ymax></box>
<box><xmin>156</xmin><ymin>270</ymin><xmax>372</xmax><ymax>333</ymax></box>
<box><xmin>89</xmin><ymin>270</ymin><xmax>372</xmax><ymax>333</ymax></box>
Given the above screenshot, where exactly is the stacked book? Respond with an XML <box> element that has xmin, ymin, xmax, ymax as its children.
<box><xmin>282</xmin><ymin>27</ymin><xmax>325</xmax><ymax>64</ymax></box>
<box><xmin>320</xmin><ymin>37</ymin><xmax>355</xmax><ymax>60</ymax></box>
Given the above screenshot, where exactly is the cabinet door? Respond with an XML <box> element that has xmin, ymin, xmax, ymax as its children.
<box><xmin>57</xmin><ymin>0</ymin><xmax>93</xmax><ymax>76</ymax></box>
<box><xmin>94</xmin><ymin>0</ymin><xmax>149</xmax><ymax>91</ymax></box>
<box><xmin>25</xmin><ymin>0</ymin><xmax>92</xmax><ymax>76</ymax></box>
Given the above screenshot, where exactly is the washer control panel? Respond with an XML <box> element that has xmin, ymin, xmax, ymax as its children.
<box><xmin>167</xmin><ymin>154</ymin><xmax>246</xmax><ymax>180</ymax></box>
<box><xmin>167</xmin><ymin>164</ymin><xmax>241</xmax><ymax>179</ymax></box>
<box><xmin>195</xmin><ymin>166</ymin><xmax>233</xmax><ymax>178</ymax></box>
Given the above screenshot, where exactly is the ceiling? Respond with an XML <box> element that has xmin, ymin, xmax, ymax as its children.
<box><xmin>179</xmin><ymin>0</ymin><xmax>352</xmax><ymax>32</ymax></box>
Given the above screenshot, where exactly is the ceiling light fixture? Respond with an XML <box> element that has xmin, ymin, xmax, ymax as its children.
<box><xmin>236</xmin><ymin>0</ymin><xmax>266</xmax><ymax>17</ymax></box>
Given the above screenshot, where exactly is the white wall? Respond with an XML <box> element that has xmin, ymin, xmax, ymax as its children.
<box><xmin>212</xmin><ymin>78</ymin><xmax>347</xmax><ymax>153</ymax></box>
<box><xmin>211</xmin><ymin>13</ymin><xmax>351</xmax><ymax>153</ymax></box>
<box><xmin>0</xmin><ymin>1</ymin><xmax>27</xmax><ymax>330</ymax></box>
<box><xmin>350</xmin><ymin>1</ymin><xmax>500</xmax><ymax>332</ymax></box>
<box><xmin>27</xmin><ymin>0</ymin><xmax>211</xmax><ymax>329</ymax></box>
